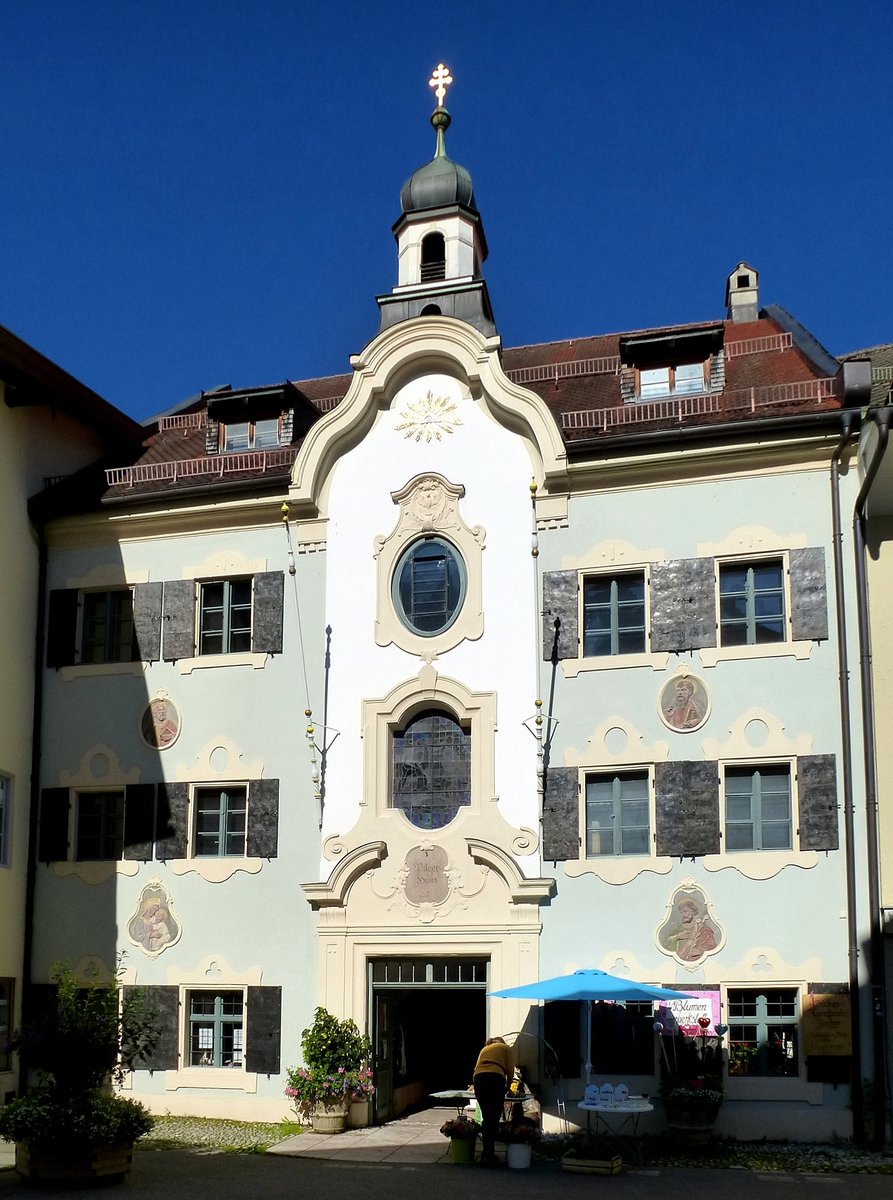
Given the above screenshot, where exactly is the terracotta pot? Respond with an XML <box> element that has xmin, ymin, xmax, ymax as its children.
<box><xmin>311</xmin><ymin>1101</ymin><xmax>349</xmax><ymax>1133</ymax></box>
<box><xmin>15</xmin><ymin>1141</ymin><xmax>134</xmax><ymax>1186</ymax></box>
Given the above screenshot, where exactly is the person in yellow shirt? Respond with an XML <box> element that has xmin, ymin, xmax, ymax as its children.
<box><xmin>473</xmin><ymin>1035</ymin><xmax>513</xmax><ymax>1165</ymax></box>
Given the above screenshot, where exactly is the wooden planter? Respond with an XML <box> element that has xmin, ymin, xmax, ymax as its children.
<box><xmin>15</xmin><ymin>1141</ymin><xmax>134</xmax><ymax>1186</ymax></box>
<box><xmin>561</xmin><ymin>1151</ymin><xmax>622</xmax><ymax>1175</ymax></box>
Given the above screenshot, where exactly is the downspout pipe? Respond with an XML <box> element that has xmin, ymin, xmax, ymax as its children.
<box><xmin>853</xmin><ymin>402</ymin><xmax>892</xmax><ymax>1149</ymax></box>
<box><xmin>829</xmin><ymin>412</ymin><xmax>862</xmax><ymax>1140</ymax></box>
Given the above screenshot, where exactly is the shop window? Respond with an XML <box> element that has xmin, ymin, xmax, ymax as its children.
<box><xmin>582</xmin><ymin>572</ymin><xmax>646</xmax><ymax>656</ymax></box>
<box><xmin>188</xmin><ymin>990</ymin><xmax>244</xmax><ymax>1067</ymax></box>
<box><xmin>392</xmin><ymin>710</ymin><xmax>471</xmax><ymax>829</ymax></box>
<box><xmin>719</xmin><ymin>559</ymin><xmax>785</xmax><ymax>645</ymax></box>
<box><xmin>76</xmin><ymin>791</ymin><xmax>125</xmax><ymax>861</ymax></box>
<box><xmin>585</xmin><ymin>771</ymin><xmax>650</xmax><ymax>856</ymax></box>
<box><xmin>727</xmin><ymin>988</ymin><xmax>799</xmax><ymax>1077</ymax></box>
<box><xmin>590</xmin><ymin>1000</ymin><xmax>655</xmax><ymax>1075</ymax></box>
<box><xmin>724</xmin><ymin>765</ymin><xmax>792</xmax><ymax>851</ymax></box>
<box><xmin>193</xmin><ymin>787</ymin><xmax>247</xmax><ymax>856</ymax></box>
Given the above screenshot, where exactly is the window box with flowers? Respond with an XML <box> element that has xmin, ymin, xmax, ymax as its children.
<box><xmin>284</xmin><ymin>1007</ymin><xmax>374</xmax><ymax>1134</ymax></box>
<box><xmin>658</xmin><ymin>1014</ymin><xmax>726</xmax><ymax>1144</ymax></box>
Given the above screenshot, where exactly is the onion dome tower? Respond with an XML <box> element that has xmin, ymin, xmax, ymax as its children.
<box><xmin>377</xmin><ymin>64</ymin><xmax>496</xmax><ymax>337</ymax></box>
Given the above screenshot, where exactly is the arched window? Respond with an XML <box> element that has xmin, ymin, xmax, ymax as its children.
<box><xmin>392</xmin><ymin>710</ymin><xmax>471</xmax><ymax>829</ymax></box>
<box><xmin>420</xmin><ymin>232</ymin><xmax>446</xmax><ymax>282</ymax></box>
<box><xmin>393</xmin><ymin>537</ymin><xmax>465</xmax><ymax>636</ymax></box>
<box><xmin>420</xmin><ymin>304</ymin><xmax>442</xmax><ymax>317</ymax></box>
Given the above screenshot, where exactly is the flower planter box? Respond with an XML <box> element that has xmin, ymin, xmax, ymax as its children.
<box><xmin>561</xmin><ymin>1151</ymin><xmax>622</xmax><ymax>1175</ymax></box>
<box><xmin>311</xmin><ymin>1102</ymin><xmax>349</xmax><ymax>1134</ymax></box>
<box><xmin>16</xmin><ymin>1141</ymin><xmax>134</xmax><ymax>1186</ymax></box>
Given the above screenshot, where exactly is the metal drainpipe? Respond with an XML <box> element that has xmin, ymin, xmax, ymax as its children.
<box><xmin>853</xmin><ymin>404</ymin><xmax>892</xmax><ymax>1149</ymax></box>
<box><xmin>830</xmin><ymin>412</ymin><xmax>862</xmax><ymax>1140</ymax></box>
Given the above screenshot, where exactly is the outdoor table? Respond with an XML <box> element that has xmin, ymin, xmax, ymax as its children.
<box><xmin>576</xmin><ymin>1100</ymin><xmax>653</xmax><ymax>1165</ymax></box>
<box><xmin>430</xmin><ymin>1089</ymin><xmax>530</xmax><ymax>1120</ymax></box>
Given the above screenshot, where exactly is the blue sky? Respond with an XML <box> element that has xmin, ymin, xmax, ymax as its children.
<box><xmin>1</xmin><ymin>1</ymin><xmax>890</xmax><ymax>422</ymax></box>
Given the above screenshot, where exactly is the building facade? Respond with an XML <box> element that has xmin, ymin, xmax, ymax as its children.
<box><xmin>13</xmin><ymin>81</ymin><xmax>887</xmax><ymax>1142</ymax></box>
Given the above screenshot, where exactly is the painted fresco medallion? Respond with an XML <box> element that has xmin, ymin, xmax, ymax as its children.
<box><xmin>659</xmin><ymin>672</ymin><xmax>709</xmax><ymax>733</ymax></box>
<box><xmin>127</xmin><ymin>881</ymin><xmax>181</xmax><ymax>956</ymax></box>
<box><xmin>657</xmin><ymin>882</ymin><xmax>723</xmax><ymax>966</ymax></box>
<box><xmin>140</xmin><ymin>692</ymin><xmax>180</xmax><ymax>750</ymax></box>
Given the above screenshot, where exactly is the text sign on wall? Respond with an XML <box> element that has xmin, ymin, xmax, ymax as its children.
<box><xmin>656</xmin><ymin>991</ymin><xmax>721</xmax><ymax>1036</ymax></box>
<box><xmin>802</xmin><ymin>993</ymin><xmax>852</xmax><ymax>1056</ymax></box>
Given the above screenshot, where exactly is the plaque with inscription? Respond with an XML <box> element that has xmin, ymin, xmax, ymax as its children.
<box><xmin>802</xmin><ymin>993</ymin><xmax>851</xmax><ymax>1056</ymax></box>
<box><xmin>404</xmin><ymin>846</ymin><xmax>449</xmax><ymax>905</ymax></box>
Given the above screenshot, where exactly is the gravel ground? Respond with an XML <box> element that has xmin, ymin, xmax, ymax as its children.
<box><xmin>137</xmin><ymin>1117</ymin><xmax>893</xmax><ymax>1173</ymax></box>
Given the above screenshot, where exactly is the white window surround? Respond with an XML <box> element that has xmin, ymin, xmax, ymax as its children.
<box><xmin>52</xmin><ymin>747</ymin><xmax>141</xmax><ymax>883</ymax></box>
<box><xmin>171</xmin><ymin>742</ymin><xmax>265</xmax><ymax>882</ymax></box>
<box><xmin>703</xmin><ymin>710</ymin><xmax>818</xmax><ymax>879</ymax></box>
<box><xmin>721</xmin><ymin>981</ymin><xmax>822</xmax><ymax>1104</ymax></box>
<box><xmin>173</xmin><ymin>552</ymin><xmax>272</xmax><ymax>672</ymax></box>
<box><xmin>564</xmin><ymin>719</ymin><xmax>672</xmax><ymax>884</ymax></box>
<box><xmin>164</xmin><ymin>957</ymin><xmax>261</xmax><ymax>1093</ymax></box>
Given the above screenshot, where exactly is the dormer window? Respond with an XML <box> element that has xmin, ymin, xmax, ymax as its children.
<box><xmin>420</xmin><ymin>232</ymin><xmax>446</xmax><ymax>282</ymax></box>
<box><xmin>222</xmin><ymin>418</ymin><xmax>280</xmax><ymax>452</ymax></box>
<box><xmin>639</xmin><ymin>362</ymin><xmax>706</xmax><ymax>399</ymax></box>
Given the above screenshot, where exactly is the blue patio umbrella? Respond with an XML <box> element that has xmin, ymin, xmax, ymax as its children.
<box><xmin>490</xmin><ymin>969</ymin><xmax>695</xmax><ymax>1083</ymax></box>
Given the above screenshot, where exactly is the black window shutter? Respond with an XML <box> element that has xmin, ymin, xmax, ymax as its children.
<box><xmin>245</xmin><ymin>986</ymin><xmax>281</xmax><ymax>1075</ymax></box>
<box><xmin>162</xmin><ymin>580</ymin><xmax>196</xmax><ymax>661</ymax></box>
<box><xmin>542</xmin><ymin>766</ymin><xmax>580</xmax><ymax>861</ymax></box>
<box><xmin>655</xmin><ymin>761</ymin><xmax>720</xmax><ymax>857</ymax></box>
<box><xmin>246</xmin><ymin>779</ymin><xmax>279</xmax><ymax>858</ymax></box>
<box><xmin>123</xmin><ymin>985</ymin><xmax>180</xmax><ymax>1071</ymax></box>
<box><xmin>252</xmin><ymin>572</ymin><xmax>284</xmax><ymax>655</ymax></box>
<box><xmin>154</xmin><ymin>783</ymin><xmax>188</xmax><ymax>859</ymax></box>
<box><xmin>38</xmin><ymin>788</ymin><xmax>70</xmax><ymax>861</ymax></box>
<box><xmin>46</xmin><ymin>590</ymin><xmax>79</xmax><ymax>668</ymax></box>
<box><xmin>123</xmin><ymin>784</ymin><xmax>157</xmax><ymax>861</ymax></box>
<box><xmin>133</xmin><ymin>582</ymin><xmax>163</xmax><ymax>661</ymax></box>
<box><xmin>798</xmin><ymin>754</ymin><xmax>839</xmax><ymax>851</ymax></box>
<box><xmin>650</xmin><ymin>559</ymin><xmax>717</xmax><ymax>652</ymax></box>
<box><xmin>542</xmin><ymin>570</ymin><xmax>578</xmax><ymax>661</ymax></box>
<box><xmin>790</xmin><ymin>548</ymin><xmax>829</xmax><ymax>642</ymax></box>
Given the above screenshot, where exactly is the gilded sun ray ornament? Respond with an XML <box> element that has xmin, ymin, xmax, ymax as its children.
<box><xmin>395</xmin><ymin>390</ymin><xmax>462</xmax><ymax>442</ymax></box>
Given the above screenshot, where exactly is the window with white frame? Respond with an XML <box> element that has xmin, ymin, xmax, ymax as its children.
<box><xmin>193</xmin><ymin>786</ymin><xmax>247</xmax><ymax>856</ymax></box>
<box><xmin>0</xmin><ymin>774</ymin><xmax>10</xmax><ymax>867</ymax></box>
<box><xmin>724</xmin><ymin>764</ymin><xmax>792</xmax><ymax>851</ymax></box>
<box><xmin>76</xmin><ymin>791</ymin><xmax>124</xmax><ymax>861</ymax></box>
<box><xmin>719</xmin><ymin>559</ymin><xmax>785</xmax><ymax>645</ymax></box>
<box><xmin>199</xmin><ymin>579</ymin><xmax>252</xmax><ymax>655</ymax></box>
<box><xmin>222</xmin><ymin>418</ymin><xmax>280</xmax><ymax>451</ymax></box>
<box><xmin>582</xmin><ymin>571</ymin><xmax>646</xmax><ymax>657</ymax></box>
<box><xmin>727</xmin><ymin>987</ymin><xmax>799</xmax><ymax>1077</ymax></box>
<box><xmin>585</xmin><ymin>770</ymin><xmax>650</xmax><ymax>857</ymax></box>
<box><xmin>188</xmin><ymin>990</ymin><xmax>244</xmax><ymax>1067</ymax></box>
<box><xmin>80</xmin><ymin>589</ymin><xmax>137</xmax><ymax>664</ymax></box>
<box><xmin>392</xmin><ymin>710</ymin><xmax>471</xmax><ymax>829</ymax></box>
<box><xmin>639</xmin><ymin>362</ymin><xmax>706</xmax><ymax>399</ymax></box>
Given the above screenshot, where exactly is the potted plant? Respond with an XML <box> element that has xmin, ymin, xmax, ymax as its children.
<box><xmin>284</xmin><ymin>1007</ymin><xmax>373</xmax><ymax>1133</ymax></box>
<box><xmin>658</xmin><ymin>1015</ymin><xmax>725</xmax><ymax>1143</ymax></box>
<box><xmin>440</xmin><ymin>1115</ymin><xmax>478</xmax><ymax>1163</ymax></box>
<box><xmin>0</xmin><ymin>960</ymin><xmax>158</xmax><ymax>1185</ymax></box>
<box><xmin>499</xmin><ymin>1118</ymin><xmax>541</xmax><ymax>1169</ymax></box>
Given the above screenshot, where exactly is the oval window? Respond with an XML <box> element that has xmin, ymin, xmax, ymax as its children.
<box><xmin>393</xmin><ymin>537</ymin><xmax>466</xmax><ymax>636</ymax></box>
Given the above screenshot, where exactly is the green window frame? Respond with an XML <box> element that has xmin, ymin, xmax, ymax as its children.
<box><xmin>727</xmin><ymin>988</ymin><xmax>799</xmax><ymax>1077</ymax></box>
<box><xmin>582</xmin><ymin>572</ymin><xmax>646</xmax><ymax>656</ymax></box>
<box><xmin>725</xmin><ymin>765</ymin><xmax>792</xmax><ymax>851</ymax></box>
<box><xmin>0</xmin><ymin>773</ymin><xmax>9</xmax><ymax>867</ymax></box>
<box><xmin>585</xmin><ymin>770</ymin><xmax>650</xmax><ymax>857</ymax></box>
<box><xmin>393</xmin><ymin>538</ymin><xmax>466</xmax><ymax>636</ymax></box>
<box><xmin>199</xmin><ymin>579</ymin><xmax>252</xmax><ymax>655</ymax></box>
<box><xmin>76</xmin><ymin>791</ymin><xmax>124</xmax><ymax>861</ymax></box>
<box><xmin>80</xmin><ymin>589</ymin><xmax>136</xmax><ymax>664</ymax></box>
<box><xmin>392</xmin><ymin>710</ymin><xmax>471</xmax><ymax>829</ymax></box>
<box><xmin>194</xmin><ymin>787</ymin><xmax>247</xmax><ymax>857</ymax></box>
<box><xmin>188</xmin><ymin>990</ymin><xmax>244</xmax><ymax>1067</ymax></box>
<box><xmin>719</xmin><ymin>559</ymin><xmax>785</xmax><ymax>646</ymax></box>
<box><xmin>0</xmin><ymin>978</ymin><xmax>12</xmax><ymax>1071</ymax></box>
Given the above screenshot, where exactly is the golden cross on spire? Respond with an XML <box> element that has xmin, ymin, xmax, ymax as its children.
<box><xmin>429</xmin><ymin>63</ymin><xmax>453</xmax><ymax>109</ymax></box>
